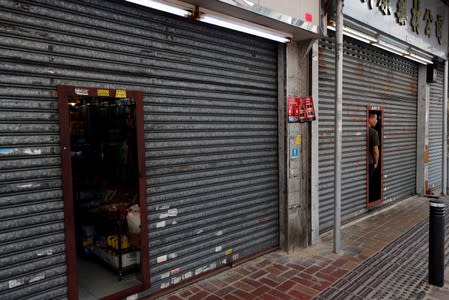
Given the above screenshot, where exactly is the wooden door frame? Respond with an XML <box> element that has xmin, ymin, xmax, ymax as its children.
<box><xmin>366</xmin><ymin>105</ymin><xmax>384</xmax><ymax>208</ymax></box>
<box><xmin>57</xmin><ymin>85</ymin><xmax>150</xmax><ymax>300</ymax></box>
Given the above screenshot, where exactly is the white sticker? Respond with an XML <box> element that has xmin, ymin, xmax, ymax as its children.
<box><xmin>23</xmin><ymin>149</ymin><xmax>42</xmax><ymax>155</ymax></box>
<box><xmin>172</xmin><ymin>220</ymin><xmax>177</xmax><ymax>225</ymax></box>
<box><xmin>215</xmin><ymin>246</ymin><xmax>222</xmax><ymax>252</ymax></box>
<box><xmin>210</xmin><ymin>262</ymin><xmax>217</xmax><ymax>270</ymax></box>
<box><xmin>159</xmin><ymin>213</ymin><xmax>168</xmax><ymax>219</ymax></box>
<box><xmin>157</xmin><ymin>255</ymin><xmax>167</xmax><ymax>264</ymax></box>
<box><xmin>171</xmin><ymin>277</ymin><xmax>181</xmax><ymax>285</ymax></box>
<box><xmin>9</xmin><ymin>279</ymin><xmax>25</xmax><ymax>289</ymax></box>
<box><xmin>156</xmin><ymin>205</ymin><xmax>170</xmax><ymax>211</ymax></box>
<box><xmin>29</xmin><ymin>273</ymin><xmax>45</xmax><ymax>283</ymax></box>
<box><xmin>156</xmin><ymin>221</ymin><xmax>166</xmax><ymax>228</ymax></box>
<box><xmin>171</xmin><ymin>268</ymin><xmax>180</xmax><ymax>275</ymax></box>
<box><xmin>168</xmin><ymin>208</ymin><xmax>178</xmax><ymax>217</ymax></box>
<box><xmin>75</xmin><ymin>88</ymin><xmax>89</xmax><ymax>96</ymax></box>
<box><xmin>222</xmin><ymin>259</ymin><xmax>227</xmax><ymax>265</ymax></box>
<box><xmin>216</xmin><ymin>230</ymin><xmax>223</xmax><ymax>236</ymax></box>
<box><xmin>160</xmin><ymin>272</ymin><xmax>170</xmax><ymax>279</ymax></box>
<box><xmin>168</xmin><ymin>253</ymin><xmax>178</xmax><ymax>259</ymax></box>
<box><xmin>183</xmin><ymin>271</ymin><xmax>193</xmax><ymax>280</ymax></box>
<box><xmin>161</xmin><ymin>282</ymin><xmax>170</xmax><ymax>289</ymax></box>
<box><xmin>195</xmin><ymin>267</ymin><xmax>203</xmax><ymax>275</ymax></box>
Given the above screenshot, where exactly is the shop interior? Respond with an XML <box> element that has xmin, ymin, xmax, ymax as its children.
<box><xmin>69</xmin><ymin>95</ymin><xmax>142</xmax><ymax>299</ymax></box>
<box><xmin>368</xmin><ymin>110</ymin><xmax>383</xmax><ymax>204</ymax></box>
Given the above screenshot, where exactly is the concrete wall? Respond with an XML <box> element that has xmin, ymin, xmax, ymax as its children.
<box><xmin>255</xmin><ymin>0</ymin><xmax>320</xmax><ymax>28</ymax></box>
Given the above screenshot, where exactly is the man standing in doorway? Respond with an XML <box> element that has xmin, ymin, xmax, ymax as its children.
<box><xmin>368</xmin><ymin>112</ymin><xmax>379</xmax><ymax>201</ymax></box>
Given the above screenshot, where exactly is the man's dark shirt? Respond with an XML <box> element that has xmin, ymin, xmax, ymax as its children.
<box><xmin>369</xmin><ymin>127</ymin><xmax>379</xmax><ymax>164</ymax></box>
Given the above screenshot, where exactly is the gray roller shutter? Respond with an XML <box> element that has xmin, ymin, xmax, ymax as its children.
<box><xmin>0</xmin><ymin>0</ymin><xmax>279</xmax><ymax>297</ymax></box>
<box><xmin>318</xmin><ymin>35</ymin><xmax>418</xmax><ymax>230</ymax></box>
<box><xmin>428</xmin><ymin>69</ymin><xmax>445</xmax><ymax>193</ymax></box>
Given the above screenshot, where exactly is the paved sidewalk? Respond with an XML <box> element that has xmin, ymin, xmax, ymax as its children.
<box><xmin>155</xmin><ymin>196</ymin><xmax>446</xmax><ymax>300</ymax></box>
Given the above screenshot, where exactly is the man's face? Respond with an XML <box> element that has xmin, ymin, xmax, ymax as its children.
<box><xmin>368</xmin><ymin>114</ymin><xmax>378</xmax><ymax>127</ymax></box>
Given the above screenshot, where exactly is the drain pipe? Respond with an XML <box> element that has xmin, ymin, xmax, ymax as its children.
<box><xmin>443</xmin><ymin>59</ymin><xmax>448</xmax><ymax>195</ymax></box>
<box><xmin>334</xmin><ymin>0</ymin><xmax>343</xmax><ymax>254</ymax></box>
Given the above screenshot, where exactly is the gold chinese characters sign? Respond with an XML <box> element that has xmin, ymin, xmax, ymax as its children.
<box><xmin>360</xmin><ymin>0</ymin><xmax>444</xmax><ymax>45</ymax></box>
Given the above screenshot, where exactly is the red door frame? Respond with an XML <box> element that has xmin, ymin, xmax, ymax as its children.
<box><xmin>366</xmin><ymin>105</ymin><xmax>384</xmax><ymax>208</ymax></box>
<box><xmin>57</xmin><ymin>85</ymin><xmax>150</xmax><ymax>300</ymax></box>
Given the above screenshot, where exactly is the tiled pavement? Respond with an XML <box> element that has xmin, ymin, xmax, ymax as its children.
<box><xmin>154</xmin><ymin>196</ymin><xmax>449</xmax><ymax>300</ymax></box>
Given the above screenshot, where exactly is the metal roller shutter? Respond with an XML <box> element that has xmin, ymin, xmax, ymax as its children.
<box><xmin>428</xmin><ymin>69</ymin><xmax>445</xmax><ymax>193</ymax></box>
<box><xmin>318</xmin><ymin>35</ymin><xmax>418</xmax><ymax>230</ymax></box>
<box><xmin>0</xmin><ymin>0</ymin><xmax>279</xmax><ymax>297</ymax></box>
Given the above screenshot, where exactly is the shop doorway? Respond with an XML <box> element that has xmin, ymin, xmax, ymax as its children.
<box><xmin>367</xmin><ymin>106</ymin><xmax>384</xmax><ymax>208</ymax></box>
<box><xmin>57</xmin><ymin>86</ymin><xmax>149</xmax><ymax>300</ymax></box>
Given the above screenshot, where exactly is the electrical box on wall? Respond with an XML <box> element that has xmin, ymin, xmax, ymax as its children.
<box><xmin>288</xmin><ymin>96</ymin><xmax>316</xmax><ymax>123</ymax></box>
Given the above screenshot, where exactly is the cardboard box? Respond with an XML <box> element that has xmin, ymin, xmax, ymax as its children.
<box><xmin>128</xmin><ymin>233</ymin><xmax>141</xmax><ymax>249</ymax></box>
<box><xmin>93</xmin><ymin>247</ymin><xmax>140</xmax><ymax>268</ymax></box>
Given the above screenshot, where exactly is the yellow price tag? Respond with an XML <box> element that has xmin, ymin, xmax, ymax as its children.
<box><xmin>97</xmin><ymin>89</ymin><xmax>109</xmax><ymax>97</ymax></box>
<box><xmin>115</xmin><ymin>89</ymin><xmax>126</xmax><ymax>98</ymax></box>
<box><xmin>295</xmin><ymin>135</ymin><xmax>302</xmax><ymax>145</ymax></box>
<box><xmin>224</xmin><ymin>249</ymin><xmax>233</xmax><ymax>256</ymax></box>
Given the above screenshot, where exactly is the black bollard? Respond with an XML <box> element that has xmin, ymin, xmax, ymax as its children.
<box><xmin>429</xmin><ymin>199</ymin><xmax>445</xmax><ymax>287</ymax></box>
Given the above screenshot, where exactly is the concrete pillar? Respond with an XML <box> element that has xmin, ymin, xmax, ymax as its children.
<box><xmin>417</xmin><ymin>64</ymin><xmax>430</xmax><ymax>195</ymax></box>
<box><xmin>279</xmin><ymin>40</ymin><xmax>314</xmax><ymax>252</ymax></box>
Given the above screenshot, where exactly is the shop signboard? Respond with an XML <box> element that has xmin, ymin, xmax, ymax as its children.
<box><xmin>343</xmin><ymin>0</ymin><xmax>448</xmax><ymax>58</ymax></box>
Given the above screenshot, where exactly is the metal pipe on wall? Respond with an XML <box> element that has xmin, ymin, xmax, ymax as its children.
<box><xmin>444</xmin><ymin>59</ymin><xmax>448</xmax><ymax>195</ymax></box>
<box><xmin>334</xmin><ymin>0</ymin><xmax>343</xmax><ymax>253</ymax></box>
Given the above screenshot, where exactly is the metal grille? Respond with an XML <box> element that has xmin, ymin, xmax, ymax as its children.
<box><xmin>428</xmin><ymin>69</ymin><xmax>445</xmax><ymax>193</ymax></box>
<box><xmin>0</xmin><ymin>0</ymin><xmax>279</xmax><ymax>297</ymax></box>
<box><xmin>318</xmin><ymin>35</ymin><xmax>418</xmax><ymax>230</ymax></box>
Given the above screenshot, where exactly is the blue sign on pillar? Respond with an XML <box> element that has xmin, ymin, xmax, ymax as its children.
<box><xmin>291</xmin><ymin>148</ymin><xmax>299</xmax><ymax>158</ymax></box>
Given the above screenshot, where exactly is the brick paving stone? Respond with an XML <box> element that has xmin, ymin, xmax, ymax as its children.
<box><xmin>189</xmin><ymin>290</ymin><xmax>210</xmax><ymax>299</ymax></box>
<box><xmin>224</xmin><ymin>274</ymin><xmax>242</xmax><ymax>284</ymax></box>
<box><xmin>277</xmin><ymin>280</ymin><xmax>297</xmax><ymax>292</ymax></box>
<box><xmin>199</xmin><ymin>281</ymin><xmax>220</xmax><ymax>293</ymax></box>
<box><xmin>241</xmin><ymin>277</ymin><xmax>263</xmax><ymax>288</ymax></box>
<box><xmin>209</xmin><ymin>278</ymin><xmax>230</xmax><ymax>289</ymax></box>
<box><xmin>255</xmin><ymin>259</ymin><xmax>272</xmax><ymax>268</ymax></box>
<box><xmin>259</xmin><ymin>277</ymin><xmax>279</xmax><ymax>288</ymax></box>
<box><xmin>266</xmin><ymin>288</ymin><xmax>293</xmax><ymax>300</ymax></box>
<box><xmin>273</xmin><ymin>263</ymin><xmax>290</xmax><ymax>272</ymax></box>
<box><xmin>303</xmin><ymin>265</ymin><xmax>321</xmax><ymax>275</ymax></box>
<box><xmin>222</xmin><ymin>294</ymin><xmax>241</xmax><ymax>300</ymax></box>
<box><xmin>296</xmin><ymin>272</ymin><xmax>315</xmax><ymax>281</ymax></box>
<box><xmin>291</xmin><ymin>283</ymin><xmax>319</xmax><ymax>297</ymax></box>
<box><xmin>288</xmin><ymin>289</ymin><xmax>313</xmax><ymax>300</ymax></box>
<box><xmin>251</xmin><ymin>285</ymin><xmax>272</xmax><ymax>297</ymax></box>
<box><xmin>179</xmin><ymin>289</ymin><xmax>193</xmax><ymax>298</ymax></box>
<box><xmin>314</xmin><ymin>271</ymin><xmax>338</xmax><ymax>283</ymax></box>
<box><xmin>249</xmin><ymin>270</ymin><xmax>268</xmax><ymax>280</ymax></box>
<box><xmin>282</xmin><ymin>269</ymin><xmax>300</xmax><ymax>278</ymax></box>
<box><xmin>166</xmin><ymin>296</ymin><xmax>182</xmax><ymax>300</ymax></box>
<box><xmin>232</xmin><ymin>288</ymin><xmax>254</xmax><ymax>300</ymax></box>
<box><xmin>214</xmin><ymin>286</ymin><xmax>236</xmax><ymax>297</ymax></box>
<box><xmin>290</xmin><ymin>276</ymin><xmax>315</xmax><ymax>287</ymax></box>
<box><xmin>266</xmin><ymin>273</ymin><xmax>287</xmax><ymax>284</ymax></box>
<box><xmin>234</xmin><ymin>267</ymin><xmax>252</xmax><ymax>276</ymax></box>
<box><xmin>205</xmin><ymin>295</ymin><xmax>222</xmax><ymax>300</ymax></box>
<box><xmin>265</xmin><ymin>265</ymin><xmax>285</xmax><ymax>275</ymax></box>
<box><xmin>311</xmin><ymin>279</ymin><xmax>332</xmax><ymax>291</ymax></box>
<box><xmin>232</xmin><ymin>280</ymin><xmax>255</xmax><ymax>292</ymax></box>
<box><xmin>286</xmin><ymin>263</ymin><xmax>306</xmax><ymax>271</ymax></box>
